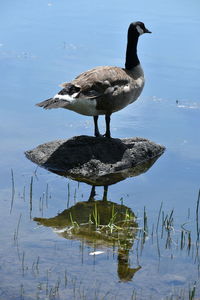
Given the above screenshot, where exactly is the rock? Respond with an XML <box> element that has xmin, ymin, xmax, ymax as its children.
<box><xmin>25</xmin><ymin>135</ymin><xmax>165</xmax><ymax>185</ymax></box>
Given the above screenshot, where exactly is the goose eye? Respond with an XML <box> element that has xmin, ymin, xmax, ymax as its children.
<box><xmin>136</xmin><ymin>25</ymin><xmax>144</xmax><ymax>35</ymax></box>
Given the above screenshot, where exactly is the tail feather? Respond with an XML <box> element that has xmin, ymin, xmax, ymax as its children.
<box><xmin>36</xmin><ymin>98</ymin><xmax>69</xmax><ymax>109</ymax></box>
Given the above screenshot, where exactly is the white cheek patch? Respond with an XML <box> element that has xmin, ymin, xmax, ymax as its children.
<box><xmin>136</xmin><ymin>25</ymin><xmax>144</xmax><ymax>35</ymax></box>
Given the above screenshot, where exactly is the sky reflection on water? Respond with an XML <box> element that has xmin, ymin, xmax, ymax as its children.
<box><xmin>0</xmin><ymin>0</ymin><xmax>200</xmax><ymax>299</ymax></box>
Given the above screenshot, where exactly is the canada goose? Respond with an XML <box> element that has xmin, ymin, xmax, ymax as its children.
<box><xmin>36</xmin><ymin>21</ymin><xmax>151</xmax><ymax>138</ymax></box>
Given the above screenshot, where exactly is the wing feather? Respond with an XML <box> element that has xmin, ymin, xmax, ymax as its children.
<box><xmin>60</xmin><ymin>66</ymin><xmax>131</xmax><ymax>99</ymax></box>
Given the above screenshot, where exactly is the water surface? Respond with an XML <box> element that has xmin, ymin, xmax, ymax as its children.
<box><xmin>1</xmin><ymin>0</ymin><xmax>200</xmax><ymax>299</ymax></box>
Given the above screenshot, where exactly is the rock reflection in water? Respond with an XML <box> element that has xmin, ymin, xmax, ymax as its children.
<box><xmin>34</xmin><ymin>185</ymin><xmax>141</xmax><ymax>282</ymax></box>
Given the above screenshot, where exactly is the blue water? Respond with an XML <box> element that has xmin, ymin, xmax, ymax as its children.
<box><xmin>0</xmin><ymin>0</ymin><xmax>200</xmax><ymax>299</ymax></box>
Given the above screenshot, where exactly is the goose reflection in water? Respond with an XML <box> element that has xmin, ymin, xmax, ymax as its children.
<box><xmin>33</xmin><ymin>151</ymin><xmax>163</xmax><ymax>282</ymax></box>
<box><xmin>34</xmin><ymin>184</ymin><xmax>141</xmax><ymax>282</ymax></box>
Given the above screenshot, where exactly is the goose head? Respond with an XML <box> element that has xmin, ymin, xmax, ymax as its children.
<box><xmin>125</xmin><ymin>21</ymin><xmax>151</xmax><ymax>70</ymax></box>
<box><xmin>129</xmin><ymin>21</ymin><xmax>152</xmax><ymax>36</ymax></box>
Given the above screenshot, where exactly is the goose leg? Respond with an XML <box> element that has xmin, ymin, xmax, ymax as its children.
<box><xmin>93</xmin><ymin>116</ymin><xmax>101</xmax><ymax>137</ymax></box>
<box><xmin>102</xmin><ymin>185</ymin><xmax>108</xmax><ymax>201</ymax></box>
<box><xmin>88</xmin><ymin>186</ymin><xmax>96</xmax><ymax>202</ymax></box>
<box><xmin>105</xmin><ymin>114</ymin><xmax>111</xmax><ymax>138</ymax></box>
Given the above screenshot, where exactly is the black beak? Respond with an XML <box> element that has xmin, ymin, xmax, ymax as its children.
<box><xmin>144</xmin><ymin>28</ymin><xmax>152</xmax><ymax>34</ymax></box>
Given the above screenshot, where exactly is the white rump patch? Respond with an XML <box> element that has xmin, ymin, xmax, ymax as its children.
<box><xmin>136</xmin><ymin>25</ymin><xmax>144</xmax><ymax>35</ymax></box>
<box><xmin>53</xmin><ymin>93</ymin><xmax>78</xmax><ymax>102</ymax></box>
<box><xmin>53</xmin><ymin>92</ymin><xmax>98</xmax><ymax>116</ymax></box>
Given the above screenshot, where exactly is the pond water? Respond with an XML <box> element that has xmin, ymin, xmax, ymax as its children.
<box><xmin>1</xmin><ymin>0</ymin><xmax>200</xmax><ymax>299</ymax></box>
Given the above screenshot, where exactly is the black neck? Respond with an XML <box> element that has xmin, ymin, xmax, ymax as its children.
<box><xmin>125</xmin><ymin>35</ymin><xmax>140</xmax><ymax>70</ymax></box>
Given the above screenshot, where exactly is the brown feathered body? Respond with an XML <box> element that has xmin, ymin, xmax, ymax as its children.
<box><xmin>36</xmin><ymin>65</ymin><xmax>144</xmax><ymax>116</ymax></box>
